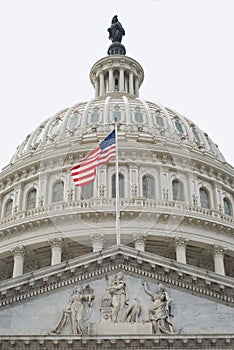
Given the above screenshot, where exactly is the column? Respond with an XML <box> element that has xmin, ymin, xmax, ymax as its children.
<box><xmin>135</xmin><ymin>77</ymin><xmax>139</xmax><ymax>97</ymax></box>
<box><xmin>129</xmin><ymin>71</ymin><xmax>134</xmax><ymax>95</ymax></box>
<box><xmin>213</xmin><ymin>245</ymin><xmax>225</xmax><ymax>275</ymax></box>
<box><xmin>49</xmin><ymin>238</ymin><xmax>63</xmax><ymax>265</ymax></box>
<box><xmin>133</xmin><ymin>233</ymin><xmax>146</xmax><ymax>252</ymax></box>
<box><xmin>119</xmin><ymin>68</ymin><xmax>124</xmax><ymax>92</ymax></box>
<box><xmin>91</xmin><ymin>233</ymin><xmax>105</xmax><ymax>252</ymax></box>
<box><xmin>11</xmin><ymin>245</ymin><xmax>26</xmax><ymax>278</ymax></box>
<box><xmin>174</xmin><ymin>237</ymin><xmax>187</xmax><ymax>264</ymax></box>
<box><xmin>100</xmin><ymin>72</ymin><xmax>105</xmax><ymax>95</ymax></box>
<box><xmin>108</xmin><ymin>69</ymin><xmax>114</xmax><ymax>92</ymax></box>
<box><xmin>95</xmin><ymin>78</ymin><xmax>99</xmax><ymax>98</ymax></box>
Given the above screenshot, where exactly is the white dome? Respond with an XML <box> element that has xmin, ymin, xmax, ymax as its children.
<box><xmin>0</xmin><ymin>48</ymin><xmax>233</xmax><ymax>286</ymax></box>
<box><xmin>8</xmin><ymin>94</ymin><xmax>226</xmax><ymax>166</ymax></box>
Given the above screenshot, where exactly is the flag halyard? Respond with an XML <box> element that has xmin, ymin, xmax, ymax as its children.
<box><xmin>71</xmin><ymin>130</ymin><xmax>116</xmax><ymax>186</ymax></box>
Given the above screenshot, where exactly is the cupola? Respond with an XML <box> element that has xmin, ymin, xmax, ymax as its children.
<box><xmin>89</xmin><ymin>15</ymin><xmax>144</xmax><ymax>98</ymax></box>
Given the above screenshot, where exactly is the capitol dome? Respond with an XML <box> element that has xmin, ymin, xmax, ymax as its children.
<box><xmin>0</xmin><ymin>16</ymin><xmax>233</xmax><ymax>349</ymax></box>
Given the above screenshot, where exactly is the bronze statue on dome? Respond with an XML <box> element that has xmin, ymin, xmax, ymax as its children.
<box><xmin>108</xmin><ymin>15</ymin><xmax>125</xmax><ymax>43</ymax></box>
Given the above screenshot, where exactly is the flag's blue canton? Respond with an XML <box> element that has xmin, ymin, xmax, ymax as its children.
<box><xmin>100</xmin><ymin>130</ymin><xmax>116</xmax><ymax>150</ymax></box>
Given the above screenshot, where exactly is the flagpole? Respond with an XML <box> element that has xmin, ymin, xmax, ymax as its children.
<box><xmin>115</xmin><ymin>121</ymin><xmax>121</xmax><ymax>246</ymax></box>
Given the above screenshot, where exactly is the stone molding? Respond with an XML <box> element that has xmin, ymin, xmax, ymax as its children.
<box><xmin>0</xmin><ymin>200</ymin><xmax>233</xmax><ymax>242</ymax></box>
<box><xmin>1</xmin><ymin>246</ymin><xmax>233</xmax><ymax>308</ymax></box>
<box><xmin>0</xmin><ymin>334</ymin><xmax>233</xmax><ymax>350</ymax></box>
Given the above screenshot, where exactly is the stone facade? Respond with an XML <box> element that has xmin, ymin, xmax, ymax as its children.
<box><xmin>0</xmin><ymin>18</ymin><xmax>234</xmax><ymax>350</ymax></box>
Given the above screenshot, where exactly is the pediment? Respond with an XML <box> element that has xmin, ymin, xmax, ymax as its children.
<box><xmin>0</xmin><ymin>247</ymin><xmax>234</xmax><ymax>349</ymax></box>
<box><xmin>1</xmin><ymin>245</ymin><xmax>233</xmax><ymax>309</ymax></box>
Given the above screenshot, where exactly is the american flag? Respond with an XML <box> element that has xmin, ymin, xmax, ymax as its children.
<box><xmin>71</xmin><ymin>130</ymin><xmax>116</xmax><ymax>186</ymax></box>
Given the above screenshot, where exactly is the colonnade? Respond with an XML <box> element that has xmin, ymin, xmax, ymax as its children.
<box><xmin>94</xmin><ymin>67</ymin><xmax>140</xmax><ymax>97</ymax></box>
<box><xmin>10</xmin><ymin>236</ymin><xmax>226</xmax><ymax>278</ymax></box>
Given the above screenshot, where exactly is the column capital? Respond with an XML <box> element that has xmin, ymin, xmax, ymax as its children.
<box><xmin>11</xmin><ymin>245</ymin><xmax>26</xmax><ymax>258</ymax></box>
<box><xmin>90</xmin><ymin>233</ymin><xmax>105</xmax><ymax>244</ymax></box>
<box><xmin>173</xmin><ymin>237</ymin><xmax>188</xmax><ymax>248</ymax></box>
<box><xmin>48</xmin><ymin>238</ymin><xmax>63</xmax><ymax>249</ymax></box>
<box><xmin>133</xmin><ymin>233</ymin><xmax>147</xmax><ymax>243</ymax></box>
<box><xmin>90</xmin><ymin>233</ymin><xmax>105</xmax><ymax>252</ymax></box>
<box><xmin>213</xmin><ymin>245</ymin><xmax>226</xmax><ymax>256</ymax></box>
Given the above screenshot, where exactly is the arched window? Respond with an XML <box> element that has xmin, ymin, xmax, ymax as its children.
<box><xmin>223</xmin><ymin>197</ymin><xmax>232</xmax><ymax>216</ymax></box>
<box><xmin>52</xmin><ymin>181</ymin><xmax>64</xmax><ymax>202</ymax></box>
<box><xmin>172</xmin><ymin>179</ymin><xmax>184</xmax><ymax>201</ymax></box>
<box><xmin>112</xmin><ymin>173</ymin><xmax>124</xmax><ymax>198</ymax></box>
<box><xmin>199</xmin><ymin>188</ymin><xmax>209</xmax><ymax>209</ymax></box>
<box><xmin>27</xmin><ymin>188</ymin><xmax>37</xmax><ymax>210</ymax></box>
<box><xmin>5</xmin><ymin>199</ymin><xmax>13</xmax><ymax>217</ymax></box>
<box><xmin>81</xmin><ymin>182</ymin><xmax>93</xmax><ymax>200</ymax></box>
<box><xmin>143</xmin><ymin>175</ymin><xmax>155</xmax><ymax>199</ymax></box>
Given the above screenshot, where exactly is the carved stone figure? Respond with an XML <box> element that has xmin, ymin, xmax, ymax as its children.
<box><xmin>100</xmin><ymin>289</ymin><xmax>113</xmax><ymax>321</ymax></box>
<box><xmin>106</xmin><ymin>272</ymin><xmax>128</xmax><ymax>322</ymax></box>
<box><xmin>108</xmin><ymin>15</ymin><xmax>125</xmax><ymax>43</ymax></box>
<box><xmin>142</xmin><ymin>281</ymin><xmax>176</xmax><ymax>334</ymax></box>
<box><xmin>51</xmin><ymin>284</ymin><xmax>94</xmax><ymax>335</ymax></box>
<box><xmin>123</xmin><ymin>297</ymin><xmax>142</xmax><ymax>323</ymax></box>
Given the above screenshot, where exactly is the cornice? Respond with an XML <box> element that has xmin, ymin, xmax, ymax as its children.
<box><xmin>0</xmin><ymin>200</ymin><xmax>233</xmax><ymax>241</ymax></box>
<box><xmin>0</xmin><ymin>246</ymin><xmax>233</xmax><ymax>308</ymax></box>
<box><xmin>0</xmin><ymin>334</ymin><xmax>233</xmax><ymax>349</ymax></box>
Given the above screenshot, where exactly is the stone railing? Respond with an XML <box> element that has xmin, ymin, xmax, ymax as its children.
<box><xmin>0</xmin><ymin>199</ymin><xmax>233</xmax><ymax>229</ymax></box>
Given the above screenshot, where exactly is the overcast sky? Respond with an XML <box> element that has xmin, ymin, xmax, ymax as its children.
<box><xmin>0</xmin><ymin>0</ymin><xmax>233</xmax><ymax>170</ymax></box>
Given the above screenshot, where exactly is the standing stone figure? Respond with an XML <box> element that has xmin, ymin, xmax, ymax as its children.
<box><xmin>142</xmin><ymin>281</ymin><xmax>176</xmax><ymax>334</ymax></box>
<box><xmin>107</xmin><ymin>272</ymin><xmax>127</xmax><ymax>322</ymax></box>
<box><xmin>108</xmin><ymin>15</ymin><xmax>125</xmax><ymax>43</ymax></box>
<box><xmin>51</xmin><ymin>284</ymin><xmax>94</xmax><ymax>335</ymax></box>
<box><xmin>70</xmin><ymin>285</ymin><xmax>87</xmax><ymax>334</ymax></box>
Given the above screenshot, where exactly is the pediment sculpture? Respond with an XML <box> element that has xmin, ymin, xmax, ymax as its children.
<box><xmin>51</xmin><ymin>284</ymin><xmax>94</xmax><ymax>335</ymax></box>
<box><xmin>51</xmin><ymin>272</ymin><xmax>178</xmax><ymax>335</ymax></box>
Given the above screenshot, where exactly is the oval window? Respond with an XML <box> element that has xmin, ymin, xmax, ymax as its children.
<box><xmin>156</xmin><ymin>114</ymin><xmax>164</xmax><ymax>127</ymax></box>
<box><xmin>175</xmin><ymin>121</ymin><xmax>184</xmax><ymax>134</ymax></box>
<box><xmin>91</xmin><ymin>113</ymin><xmax>99</xmax><ymax>124</ymax></box>
<box><xmin>134</xmin><ymin>112</ymin><xmax>143</xmax><ymax>123</ymax></box>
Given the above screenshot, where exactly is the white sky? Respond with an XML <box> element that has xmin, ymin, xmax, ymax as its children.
<box><xmin>0</xmin><ymin>0</ymin><xmax>233</xmax><ymax>170</ymax></box>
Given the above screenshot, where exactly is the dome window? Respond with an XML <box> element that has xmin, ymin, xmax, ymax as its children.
<box><xmin>112</xmin><ymin>173</ymin><xmax>124</xmax><ymax>198</ymax></box>
<box><xmin>172</xmin><ymin>179</ymin><xmax>184</xmax><ymax>201</ymax></box>
<box><xmin>5</xmin><ymin>199</ymin><xmax>13</xmax><ymax>217</ymax></box>
<box><xmin>192</xmin><ymin>128</ymin><xmax>201</xmax><ymax>143</ymax></box>
<box><xmin>223</xmin><ymin>197</ymin><xmax>232</xmax><ymax>216</ymax></box>
<box><xmin>90</xmin><ymin>113</ymin><xmax>99</xmax><ymax>124</ymax></box>
<box><xmin>81</xmin><ymin>182</ymin><xmax>93</xmax><ymax>200</ymax></box>
<box><xmin>155</xmin><ymin>114</ymin><xmax>164</xmax><ymax>127</ymax></box>
<box><xmin>68</xmin><ymin>115</ymin><xmax>79</xmax><ymax>129</ymax></box>
<box><xmin>143</xmin><ymin>175</ymin><xmax>155</xmax><ymax>199</ymax></box>
<box><xmin>199</xmin><ymin>188</ymin><xmax>210</xmax><ymax>209</ymax></box>
<box><xmin>175</xmin><ymin>121</ymin><xmax>184</xmax><ymax>134</ymax></box>
<box><xmin>52</xmin><ymin>181</ymin><xmax>64</xmax><ymax>203</ymax></box>
<box><xmin>134</xmin><ymin>112</ymin><xmax>143</xmax><ymax>124</ymax></box>
<box><xmin>112</xmin><ymin>111</ymin><xmax>121</xmax><ymax>122</ymax></box>
<box><xmin>27</xmin><ymin>189</ymin><xmax>37</xmax><ymax>210</ymax></box>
